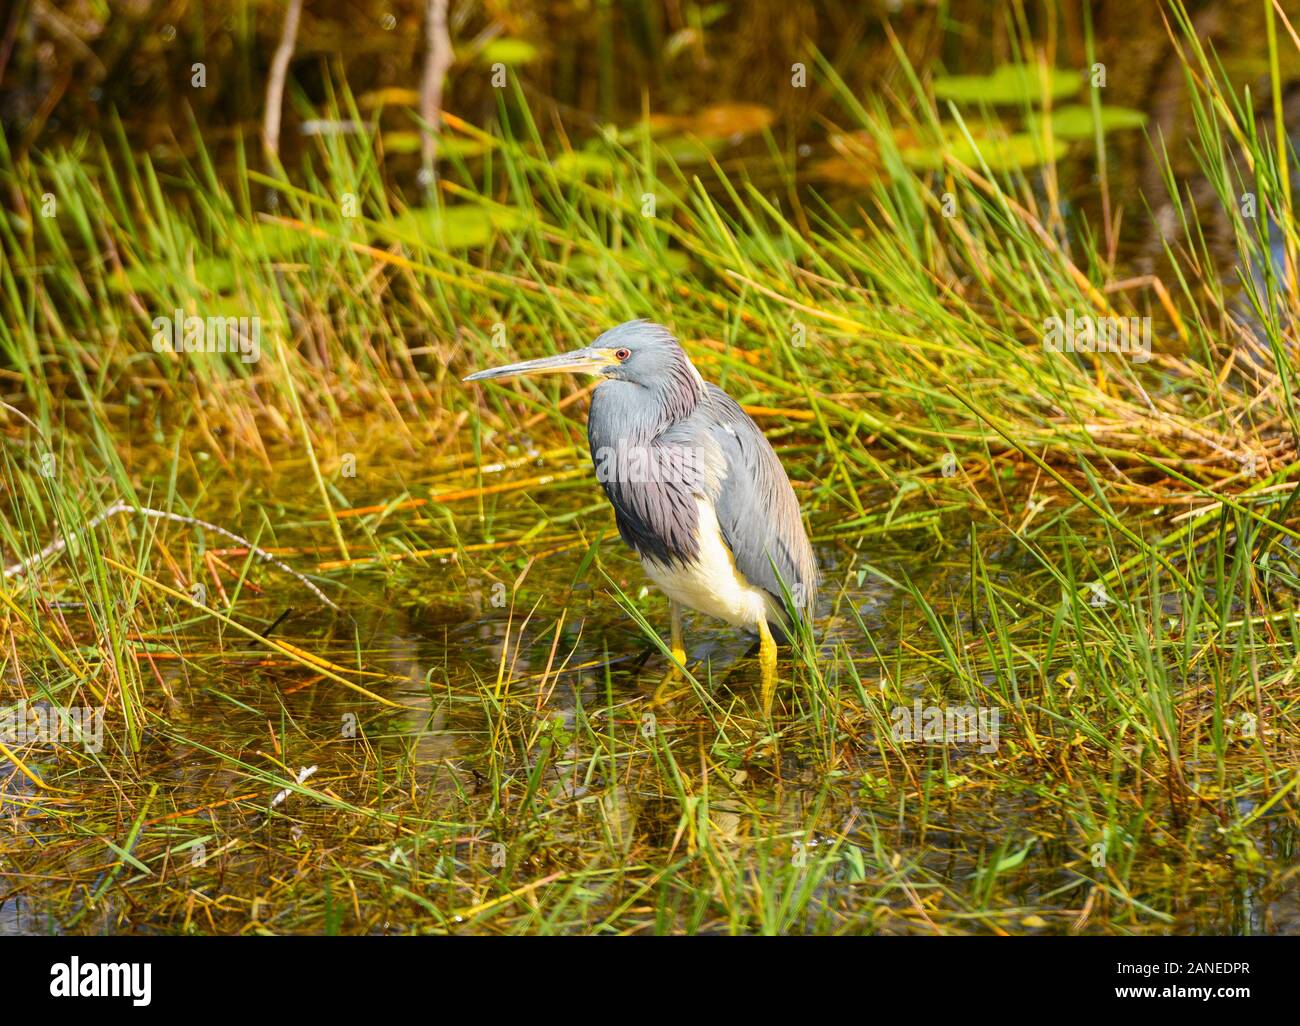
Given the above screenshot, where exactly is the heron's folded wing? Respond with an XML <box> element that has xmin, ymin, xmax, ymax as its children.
<box><xmin>702</xmin><ymin>385</ymin><xmax>817</xmax><ymax>616</ymax></box>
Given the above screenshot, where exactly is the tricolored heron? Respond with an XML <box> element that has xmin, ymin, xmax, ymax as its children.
<box><xmin>464</xmin><ymin>320</ymin><xmax>817</xmax><ymax>713</ymax></box>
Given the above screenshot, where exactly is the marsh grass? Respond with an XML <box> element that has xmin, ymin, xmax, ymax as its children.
<box><xmin>0</xmin><ymin>1</ymin><xmax>1297</xmax><ymax>933</ymax></box>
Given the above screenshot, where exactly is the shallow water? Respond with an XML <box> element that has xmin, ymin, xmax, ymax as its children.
<box><xmin>2</xmin><ymin>452</ymin><xmax>1296</xmax><ymax>934</ymax></box>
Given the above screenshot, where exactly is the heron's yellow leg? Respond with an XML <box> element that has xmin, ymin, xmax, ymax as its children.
<box><xmin>651</xmin><ymin>602</ymin><xmax>690</xmax><ymax>705</ymax></box>
<box><xmin>670</xmin><ymin>600</ymin><xmax>687</xmax><ymax>666</ymax></box>
<box><xmin>758</xmin><ymin>618</ymin><xmax>779</xmax><ymax>716</ymax></box>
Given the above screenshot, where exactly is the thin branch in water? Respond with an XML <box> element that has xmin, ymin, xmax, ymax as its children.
<box><xmin>4</xmin><ymin>501</ymin><xmax>340</xmax><ymax>611</ymax></box>
<box><xmin>420</xmin><ymin>0</ymin><xmax>455</xmax><ymax>188</ymax></box>
<box><xmin>262</xmin><ymin>0</ymin><xmax>304</xmax><ymax>164</ymax></box>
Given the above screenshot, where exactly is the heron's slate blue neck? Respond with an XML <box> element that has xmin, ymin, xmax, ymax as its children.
<box><xmin>587</xmin><ymin>349</ymin><xmax>710</xmax><ymax>566</ymax></box>
<box><xmin>590</xmin><ymin>349</ymin><xmax>706</xmax><ymax>444</ymax></box>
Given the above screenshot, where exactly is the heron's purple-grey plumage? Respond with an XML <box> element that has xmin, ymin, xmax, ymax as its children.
<box><xmin>585</xmin><ymin>321</ymin><xmax>817</xmax><ymax>636</ymax></box>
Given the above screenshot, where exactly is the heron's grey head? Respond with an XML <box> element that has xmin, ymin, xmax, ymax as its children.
<box><xmin>463</xmin><ymin>320</ymin><xmax>702</xmax><ymax>394</ymax></box>
<box><xmin>588</xmin><ymin>321</ymin><xmax>698</xmax><ymax>389</ymax></box>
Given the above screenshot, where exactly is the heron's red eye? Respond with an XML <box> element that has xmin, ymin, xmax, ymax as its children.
<box><xmin>615</xmin><ymin>348</ymin><xmax>631</xmax><ymax>361</ymax></box>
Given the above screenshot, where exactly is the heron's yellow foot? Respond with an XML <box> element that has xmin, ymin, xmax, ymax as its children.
<box><xmin>649</xmin><ymin>645</ymin><xmax>693</xmax><ymax>705</ymax></box>
<box><xmin>650</xmin><ymin>670</ymin><xmax>691</xmax><ymax>707</ymax></box>
<box><xmin>758</xmin><ymin>619</ymin><xmax>779</xmax><ymax>716</ymax></box>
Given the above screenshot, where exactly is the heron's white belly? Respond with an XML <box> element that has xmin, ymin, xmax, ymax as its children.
<box><xmin>641</xmin><ymin>499</ymin><xmax>772</xmax><ymax>629</ymax></box>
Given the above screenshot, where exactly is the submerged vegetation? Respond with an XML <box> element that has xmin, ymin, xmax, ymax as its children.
<box><xmin>1</xmin><ymin>0</ymin><xmax>1298</xmax><ymax>934</ymax></box>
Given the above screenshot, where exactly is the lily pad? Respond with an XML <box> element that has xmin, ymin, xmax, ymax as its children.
<box><xmin>1029</xmin><ymin>103</ymin><xmax>1148</xmax><ymax>139</ymax></box>
<box><xmin>611</xmin><ymin>114</ymin><xmax>688</xmax><ymax>144</ymax></box>
<box><xmin>688</xmin><ymin>103</ymin><xmax>775</xmax><ymax>139</ymax></box>
<box><xmin>108</xmin><ymin>223</ymin><xmax>313</xmax><ymax>295</ymax></box>
<box><xmin>656</xmin><ymin>135</ymin><xmax>725</xmax><ymax>166</ymax></box>
<box><xmin>234</xmin><ymin>222</ymin><xmax>312</xmax><ymax>260</ymax></box>
<box><xmin>110</xmin><ymin>257</ymin><xmax>237</xmax><ymax>295</ymax></box>
<box><xmin>812</xmin><ymin>130</ymin><xmax>885</xmax><ymax>186</ymax></box>
<box><xmin>381</xmin><ymin>131</ymin><xmax>489</xmax><ymax>158</ymax></box>
<box><xmin>384</xmin><ymin>205</ymin><xmax>529</xmax><ymax>249</ymax></box>
<box><xmin>565</xmin><ymin>248</ymin><xmax>691</xmax><ymax>276</ymax></box>
<box><xmin>901</xmin><ymin>128</ymin><xmax>1067</xmax><ymax>171</ymax></box>
<box><xmin>808</xmin><ymin>154</ymin><xmax>881</xmax><ymax>188</ymax></box>
<box><xmin>933</xmin><ymin>63</ymin><xmax>1079</xmax><ymax>105</ymax></box>
<box><xmin>606</xmin><ymin>105</ymin><xmax>769</xmax><ymax>167</ymax></box>
<box><xmin>552</xmin><ymin>150</ymin><xmax>618</xmax><ymax>179</ymax></box>
<box><xmin>479</xmin><ymin>38</ymin><xmax>539</xmax><ymax>66</ymax></box>
<box><xmin>357</xmin><ymin>87</ymin><xmax>422</xmax><ymax>110</ymax></box>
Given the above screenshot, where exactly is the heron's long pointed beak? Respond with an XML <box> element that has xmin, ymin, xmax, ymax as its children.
<box><xmin>463</xmin><ymin>346</ymin><xmax>618</xmax><ymax>382</ymax></box>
